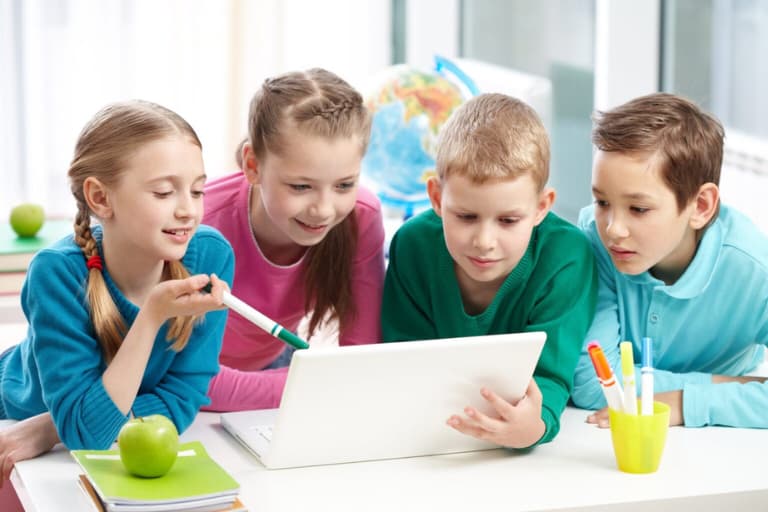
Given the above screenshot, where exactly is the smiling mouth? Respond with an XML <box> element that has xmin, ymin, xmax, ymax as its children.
<box><xmin>163</xmin><ymin>228</ymin><xmax>192</xmax><ymax>236</ymax></box>
<box><xmin>296</xmin><ymin>219</ymin><xmax>328</xmax><ymax>230</ymax></box>
<box><xmin>469</xmin><ymin>256</ymin><xmax>499</xmax><ymax>267</ymax></box>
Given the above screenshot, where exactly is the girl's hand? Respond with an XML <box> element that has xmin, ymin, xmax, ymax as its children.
<box><xmin>143</xmin><ymin>274</ymin><xmax>227</xmax><ymax>326</ymax></box>
<box><xmin>446</xmin><ymin>379</ymin><xmax>546</xmax><ymax>449</ymax></box>
<box><xmin>0</xmin><ymin>413</ymin><xmax>60</xmax><ymax>487</ymax></box>
<box><xmin>104</xmin><ymin>274</ymin><xmax>229</xmax><ymax>414</ymax></box>
<box><xmin>202</xmin><ymin>273</ymin><xmax>229</xmax><ymax>306</ymax></box>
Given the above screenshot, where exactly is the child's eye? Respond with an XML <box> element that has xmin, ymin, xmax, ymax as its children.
<box><xmin>336</xmin><ymin>181</ymin><xmax>356</xmax><ymax>191</ymax></box>
<box><xmin>630</xmin><ymin>206</ymin><xmax>650</xmax><ymax>214</ymax></box>
<box><xmin>289</xmin><ymin>184</ymin><xmax>310</xmax><ymax>191</ymax></box>
<box><xmin>192</xmin><ymin>190</ymin><xmax>205</xmax><ymax>198</ymax></box>
<box><xmin>153</xmin><ymin>191</ymin><xmax>173</xmax><ymax>198</ymax></box>
<box><xmin>456</xmin><ymin>213</ymin><xmax>476</xmax><ymax>222</ymax></box>
<box><xmin>594</xmin><ymin>199</ymin><xmax>609</xmax><ymax>208</ymax></box>
<box><xmin>499</xmin><ymin>217</ymin><xmax>520</xmax><ymax>225</ymax></box>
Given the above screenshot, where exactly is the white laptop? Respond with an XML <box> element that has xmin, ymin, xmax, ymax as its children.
<box><xmin>220</xmin><ymin>332</ymin><xmax>546</xmax><ymax>469</ymax></box>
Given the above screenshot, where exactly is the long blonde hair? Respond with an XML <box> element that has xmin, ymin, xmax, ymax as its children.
<box><xmin>68</xmin><ymin>100</ymin><xmax>202</xmax><ymax>363</ymax></box>
<box><xmin>245</xmin><ymin>68</ymin><xmax>372</xmax><ymax>337</ymax></box>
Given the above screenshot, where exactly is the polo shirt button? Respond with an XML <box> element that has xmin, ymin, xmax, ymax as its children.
<box><xmin>650</xmin><ymin>313</ymin><xmax>659</xmax><ymax>323</ymax></box>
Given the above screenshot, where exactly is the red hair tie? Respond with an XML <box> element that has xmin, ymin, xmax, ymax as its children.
<box><xmin>86</xmin><ymin>255</ymin><xmax>103</xmax><ymax>271</ymax></box>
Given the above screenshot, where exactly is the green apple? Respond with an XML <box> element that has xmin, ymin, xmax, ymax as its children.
<box><xmin>118</xmin><ymin>414</ymin><xmax>179</xmax><ymax>478</ymax></box>
<box><xmin>9</xmin><ymin>203</ymin><xmax>45</xmax><ymax>238</ymax></box>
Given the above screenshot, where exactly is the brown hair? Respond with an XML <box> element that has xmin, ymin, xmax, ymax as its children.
<box><xmin>68</xmin><ymin>100</ymin><xmax>203</xmax><ymax>363</ymax></box>
<box><xmin>592</xmin><ymin>92</ymin><xmax>724</xmax><ymax>212</ymax></box>
<box><xmin>435</xmin><ymin>93</ymin><xmax>550</xmax><ymax>190</ymax></box>
<box><xmin>247</xmin><ymin>68</ymin><xmax>371</xmax><ymax>336</ymax></box>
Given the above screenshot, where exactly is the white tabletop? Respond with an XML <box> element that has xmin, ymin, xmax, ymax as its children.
<box><xmin>3</xmin><ymin>313</ymin><xmax>767</xmax><ymax>511</ymax></box>
<box><xmin>7</xmin><ymin>407</ymin><xmax>768</xmax><ymax>512</ymax></box>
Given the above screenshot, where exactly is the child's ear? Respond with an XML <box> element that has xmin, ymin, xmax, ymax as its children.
<box><xmin>83</xmin><ymin>177</ymin><xmax>112</xmax><ymax>219</ymax></box>
<box><xmin>241</xmin><ymin>142</ymin><xmax>261</xmax><ymax>185</ymax></box>
<box><xmin>533</xmin><ymin>187</ymin><xmax>556</xmax><ymax>225</ymax></box>
<box><xmin>426</xmin><ymin>176</ymin><xmax>443</xmax><ymax>217</ymax></box>
<box><xmin>689</xmin><ymin>182</ymin><xmax>719</xmax><ymax>229</ymax></box>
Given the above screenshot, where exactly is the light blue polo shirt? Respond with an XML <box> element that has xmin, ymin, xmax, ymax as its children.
<box><xmin>571</xmin><ymin>204</ymin><xmax>768</xmax><ymax>428</ymax></box>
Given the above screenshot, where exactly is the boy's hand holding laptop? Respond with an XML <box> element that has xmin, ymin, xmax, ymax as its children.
<box><xmin>447</xmin><ymin>378</ymin><xmax>545</xmax><ymax>449</ymax></box>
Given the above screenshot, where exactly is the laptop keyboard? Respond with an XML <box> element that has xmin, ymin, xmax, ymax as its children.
<box><xmin>250</xmin><ymin>424</ymin><xmax>273</xmax><ymax>442</ymax></box>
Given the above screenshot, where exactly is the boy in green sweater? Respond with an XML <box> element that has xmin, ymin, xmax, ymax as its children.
<box><xmin>382</xmin><ymin>93</ymin><xmax>597</xmax><ymax>448</ymax></box>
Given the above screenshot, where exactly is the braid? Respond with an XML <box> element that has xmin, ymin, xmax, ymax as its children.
<box><xmin>74</xmin><ymin>203</ymin><xmax>126</xmax><ymax>363</ymax></box>
<box><xmin>73</xmin><ymin>205</ymin><xmax>98</xmax><ymax>259</ymax></box>
<box><xmin>245</xmin><ymin>68</ymin><xmax>371</xmax><ymax>337</ymax></box>
<box><xmin>164</xmin><ymin>260</ymin><xmax>199</xmax><ymax>351</ymax></box>
<box><xmin>67</xmin><ymin>99</ymin><xmax>206</xmax><ymax>364</ymax></box>
<box><xmin>262</xmin><ymin>77</ymin><xmax>277</xmax><ymax>93</ymax></box>
<box><xmin>248</xmin><ymin>69</ymin><xmax>371</xmax><ymax>159</ymax></box>
<box><xmin>74</xmin><ymin>203</ymin><xmax>198</xmax><ymax>357</ymax></box>
<box><xmin>311</xmin><ymin>100</ymin><xmax>358</xmax><ymax>120</ymax></box>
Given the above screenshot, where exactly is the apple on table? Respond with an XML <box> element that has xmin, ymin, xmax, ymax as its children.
<box><xmin>118</xmin><ymin>414</ymin><xmax>179</xmax><ymax>478</ymax></box>
<box><xmin>10</xmin><ymin>203</ymin><xmax>45</xmax><ymax>238</ymax></box>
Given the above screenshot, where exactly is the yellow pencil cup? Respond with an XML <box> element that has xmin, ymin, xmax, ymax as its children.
<box><xmin>608</xmin><ymin>401</ymin><xmax>670</xmax><ymax>474</ymax></box>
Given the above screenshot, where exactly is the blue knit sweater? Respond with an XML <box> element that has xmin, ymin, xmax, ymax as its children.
<box><xmin>0</xmin><ymin>224</ymin><xmax>234</xmax><ymax>449</ymax></box>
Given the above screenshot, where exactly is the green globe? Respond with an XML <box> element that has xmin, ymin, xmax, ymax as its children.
<box><xmin>10</xmin><ymin>203</ymin><xmax>45</xmax><ymax>238</ymax></box>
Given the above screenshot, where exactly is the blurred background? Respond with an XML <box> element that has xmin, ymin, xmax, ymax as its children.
<box><xmin>1</xmin><ymin>0</ymin><xmax>766</xmax><ymax>229</ymax></box>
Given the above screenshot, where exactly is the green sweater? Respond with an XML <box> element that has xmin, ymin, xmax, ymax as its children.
<box><xmin>382</xmin><ymin>210</ymin><xmax>597</xmax><ymax>446</ymax></box>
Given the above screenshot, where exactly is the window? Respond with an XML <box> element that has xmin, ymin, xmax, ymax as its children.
<box><xmin>461</xmin><ymin>0</ymin><xmax>596</xmax><ymax>223</ymax></box>
<box><xmin>0</xmin><ymin>0</ymin><xmax>391</xmax><ymax>219</ymax></box>
<box><xmin>663</xmin><ymin>0</ymin><xmax>768</xmax><ymax>231</ymax></box>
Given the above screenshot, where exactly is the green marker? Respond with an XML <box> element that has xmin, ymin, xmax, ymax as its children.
<box><xmin>202</xmin><ymin>283</ymin><xmax>309</xmax><ymax>350</ymax></box>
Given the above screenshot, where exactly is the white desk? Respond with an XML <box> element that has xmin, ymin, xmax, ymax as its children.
<box><xmin>6</xmin><ymin>407</ymin><xmax>768</xmax><ymax>512</ymax></box>
<box><xmin>2</xmin><ymin>313</ymin><xmax>767</xmax><ymax>511</ymax></box>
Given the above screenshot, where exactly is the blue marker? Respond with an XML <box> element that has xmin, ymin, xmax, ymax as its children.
<box><xmin>641</xmin><ymin>337</ymin><xmax>654</xmax><ymax>416</ymax></box>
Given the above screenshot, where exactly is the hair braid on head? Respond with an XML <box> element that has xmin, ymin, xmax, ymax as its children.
<box><xmin>73</xmin><ymin>204</ymin><xmax>98</xmax><ymax>260</ymax></box>
<box><xmin>246</xmin><ymin>69</ymin><xmax>368</xmax><ymax>334</ymax></box>
<box><xmin>73</xmin><ymin>203</ymin><xmax>125</xmax><ymax>363</ymax></box>
<box><xmin>164</xmin><ymin>259</ymin><xmax>196</xmax><ymax>351</ymax></box>
<box><xmin>67</xmin><ymin>99</ymin><xmax>205</xmax><ymax>362</ymax></box>
<box><xmin>262</xmin><ymin>77</ymin><xmax>276</xmax><ymax>92</ymax></box>
<box><xmin>312</xmin><ymin>100</ymin><xmax>356</xmax><ymax>120</ymax></box>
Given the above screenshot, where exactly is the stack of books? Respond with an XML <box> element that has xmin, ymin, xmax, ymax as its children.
<box><xmin>71</xmin><ymin>441</ymin><xmax>246</xmax><ymax>512</ymax></box>
<box><xmin>0</xmin><ymin>218</ymin><xmax>73</xmax><ymax>295</ymax></box>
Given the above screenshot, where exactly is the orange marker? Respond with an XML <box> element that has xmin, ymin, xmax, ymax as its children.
<box><xmin>587</xmin><ymin>341</ymin><xmax>626</xmax><ymax>412</ymax></box>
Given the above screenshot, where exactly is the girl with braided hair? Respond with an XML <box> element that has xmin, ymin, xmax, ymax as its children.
<box><xmin>0</xmin><ymin>101</ymin><xmax>233</xmax><ymax>477</ymax></box>
<box><xmin>202</xmin><ymin>68</ymin><xmax>385</xmax><ymax>410</ymax></box>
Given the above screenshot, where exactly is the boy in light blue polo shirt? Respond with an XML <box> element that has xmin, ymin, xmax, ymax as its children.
<box><xmin>571</xmin><ymin>93</ymin><xmax>768</xmax><ymax>428</ymax></box>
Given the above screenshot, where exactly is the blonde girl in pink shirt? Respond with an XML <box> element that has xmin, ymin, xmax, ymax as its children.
<box><xmin>202</xmin><ymin>68</ymin><xmax>385</xmax><ymax>410</ymax></box>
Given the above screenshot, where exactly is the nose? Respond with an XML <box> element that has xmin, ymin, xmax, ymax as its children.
<box><xmin>472</xmin><ymin>223</ymin><xmax>495</xmax><ymax>252</ymax></box>
<box><xmin>309</xmin><ymin>191</ymin><xmax>334</xmax><ymax>220</ymax></box>
<box><xmin>175</xmin><ymin>192</ymin><xmax>197</xmax><ymax>219</ymax></box>
<box><xmin>605</xmin><ymin>212</ymin><xmax>629</xmax><ymax>239</ymax></box>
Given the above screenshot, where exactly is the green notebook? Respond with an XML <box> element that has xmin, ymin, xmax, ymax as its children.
<box><xmin>0</xmin><ymin>218</ymin><xmax>73</xmax><ymax>272</ymax></box>
<box><xmin>71</xmin><ymin>441</ymin><xmax>240</xmax><ymax>511</ymax></box>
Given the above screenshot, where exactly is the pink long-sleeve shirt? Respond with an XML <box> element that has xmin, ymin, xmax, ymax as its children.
<box><xmin>202</xmin><ymin>172</ymin><xmax>385</xmax><ymax>410</ymax></box>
